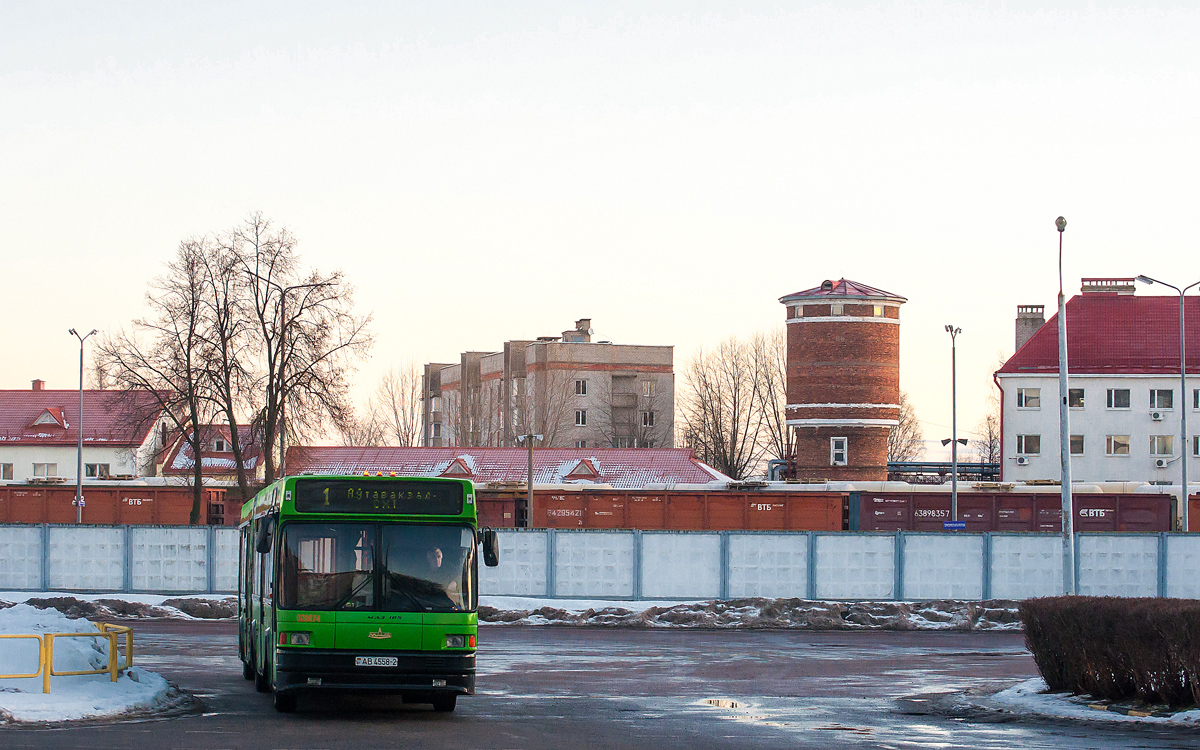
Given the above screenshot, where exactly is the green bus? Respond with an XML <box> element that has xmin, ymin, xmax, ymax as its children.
<box><xmin>238</xmin><ymin>474</ymin><xmax>499</xmax><ymax>713</ymax></box>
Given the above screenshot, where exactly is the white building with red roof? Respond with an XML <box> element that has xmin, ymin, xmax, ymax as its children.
<box><xmin>997</xmin><ymin>278</ymin><xmax>1200</xmax><ymax>484</ymax></box>
<box><xmin>0</xmin><ymin>380</ymin><xmax>167</xmax><ymax>483</ymax></box>
<box><xmin>160</xmin><ymin>424</ymin><xmax>265</xmax><ymax>483</ymax></box>
<box><xmin>284</xmin><ymin>446</ymin><xmax>731</xmax><ymax>488</ymax></box>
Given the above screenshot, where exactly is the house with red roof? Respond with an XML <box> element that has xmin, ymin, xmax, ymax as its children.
<box><xmin>997</xmin><ymin>278</ymin><xmax>1200</xmax><ymax>484</ymax></box>
<box><xmin>284</xmin><ymin>446</ymin><xmax>731</xmax><ymax>488</ymax></box>
<box><xmin>160</xmin><ymin>424</ymin><xmax>265</xmax><ymax>483</ymax></box>
<box><xmin>0</xmin><ymin>380</ymin><xmax>168</xmax><ymax>483</ymax></box>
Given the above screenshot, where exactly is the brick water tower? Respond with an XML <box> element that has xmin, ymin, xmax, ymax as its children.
<box><xmin>779</xmin><ymin>279</ymin><xmax>906</xmax><ymax>481</ymax></box>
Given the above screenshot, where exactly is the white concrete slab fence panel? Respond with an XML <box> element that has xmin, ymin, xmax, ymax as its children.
<box><xmin>988</xmin><ymin>534</ymin><xmax>1063</xmax><ymax>600</ymax></box>
<box><xmin>641</xmin><ymin>532</ymin><xmax>722</xmax><ymax>600</ymax></box>
<box><xmin>1077</xmin><ymin>534</ymin><xmax>1159</xmax><ymax>598</ymax></box>
<box><xmin>48</xmin><ymin>526</ymin><xmax>123</xmax><ymax>591</ymax></box>
<box><xmin>481</xmin><ymin>530</ymin><xmax>549</xmax><ymax>597</ymax></box>
<box><xmin>1165</xmin><ymin>534</ymin><xmax>1200</xmax><ymax>599</ymax></box>
<box><xmin>727</xmin><ymin>533</ymin><xmax>809</xmax><ymax>599</ymax></box>
<box><xmin>131</xmin><ymin>527</ymin><xmax>209</xmax><ymax>593</ymax></box>
<box><xmin>554</xmin><ymin>530</ymin><xmax>635</xmax><ymax>599</ymax></box>
<box><xmin>0</xmin><ymin>526</ymin><xmax>43</xmax><ymax>590</ymax></box>
<box><xmin>902</xmin><ymin>534</ymin><xmax>984</xmax><ymax>601</ymax></box>
<box><xmin>213</xmin><ymin>528</ymin><xmax>242</xmax><ymax>593</ymax></box>
<box><xmin>814</xmin><ymin>534</ymin><xmax>895</xmax><ymax>600</ymax></box>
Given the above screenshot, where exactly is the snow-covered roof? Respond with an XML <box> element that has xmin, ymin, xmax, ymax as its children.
<box><xmin>285</xmin><ymin>447</ymin><xmax>732</xmax><ymax>488</ymax></box>
<box><xmin>0</xmin><ymin>389</ymin><xmax>163</xmax><ymax>447</ymax></box>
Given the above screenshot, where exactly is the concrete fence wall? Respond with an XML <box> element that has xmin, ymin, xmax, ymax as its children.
<box><xmin>0</xmin><ymin>525</ymin><xmax>240</xmax><ymax>594</ymax></box>
<box><xmin>2</xmin><ymin>524</ymin><xmax>1199</xmax><ymax>600</ymax></box>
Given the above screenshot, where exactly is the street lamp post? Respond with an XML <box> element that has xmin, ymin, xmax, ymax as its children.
<box><xmin>1136</xmin><ymin>274</ymin><xmax>1200</xmax><ymax>532</ymax></box>
<box><xmin>68</xmin><ymin>328</ymin><xmax>98</xmax><ymax>524</ymax></box>
<box><xmin>945</xmin><ymin>325</ymin><xmax>963</xmax><ymax>523</ymax></box>
<box><xmin>1055</xmin><ymin>216</ymin><xmax>1075</xmax><ymax>595</ymax></box>
<box><xmin>516</xmin><ymin>434</ymin><xmax>542</xmax><ymax>522</ymax></box>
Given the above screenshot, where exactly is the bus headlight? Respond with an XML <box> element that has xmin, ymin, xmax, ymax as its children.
<box><xmin>281</xmin><ymin>631</ymin><xmax>311</xmax><ymax>646</ymax></box>
<box><xmin>446</xmin><ymin>634</ymin><xmax>467</xmax><ymax>648</ymax></box>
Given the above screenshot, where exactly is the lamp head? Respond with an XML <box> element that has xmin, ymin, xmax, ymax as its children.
<box><xmin>68</xmin><ymin>328</ymin><xmax>77</xmax><ymax>336</ymax></box>
<box><xmin>1136</xmin><ymin>275</ymin><xmax>1154</xmax><ymax>285</ymax></box>
<box><xmin>1055</xmin><ymin>216</ymin><xmax>1067</xmax><ymax>232</ymax></box>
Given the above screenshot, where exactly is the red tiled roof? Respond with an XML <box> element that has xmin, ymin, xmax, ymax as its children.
<box><xmin>999</xmin><ymin>293</ymin><xmax>1200</xmax><ymax>374</ymax></box>
<box><xmin>779</xmin><ymin>278</ymin><xmax>906</xmax><ymax>303</ymax></box>
<box><xmin>162</xmin><ymin>424</ymin><xmax>263</xmax><ymax>476</ymax></box>
<box><xmin>284</xmin><ymin>447</ymin><xmax>732</xmax><ymax>488</ymax></box>
<box><xmin>0</xmin><ymin>390</ymin><xmax>163</xmax><ymax>447</ymax></box>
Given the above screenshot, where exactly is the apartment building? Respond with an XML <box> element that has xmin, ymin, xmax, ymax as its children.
<box><xmin>422</xmin><ymin>319</ymin><xmax>674</xmax><ymax>449</ymax></box>
<box><xmin>997</xmin><ymin>278</ymin><xmax>1200</xmax><ymax>483</ymax></box>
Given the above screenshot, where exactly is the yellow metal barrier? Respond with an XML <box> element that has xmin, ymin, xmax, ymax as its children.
<box><xmin>0</xmin><ymin>622</ymin><xmax>133</xmax><ymax>694</ymax></box>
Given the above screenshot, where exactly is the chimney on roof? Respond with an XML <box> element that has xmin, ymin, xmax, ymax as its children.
<box><xmin>1015</xmin><ymin>306</ymin><xmax>1045</xmax><ymax>351</ymax></box>
<box><xmin>32</xmin><ymin>379</ymin><xmax>44</xmax><ymax>391</ymax></box>
<box><xmin>1081</xmin><ymin>278</ymin><xmax>1137</xmax><ymax>295</ymax></box>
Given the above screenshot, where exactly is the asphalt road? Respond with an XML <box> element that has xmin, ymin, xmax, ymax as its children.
<box><xmin>2</xmin><ymin>620</ymin><xmax>1197</xmax><ymax>749</ymax></box>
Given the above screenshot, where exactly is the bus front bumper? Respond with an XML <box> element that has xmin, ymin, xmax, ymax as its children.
<box><xmin>275</xmin><ymin>648</ymin><xmax>475</xmax><ymax>695</ymax></box>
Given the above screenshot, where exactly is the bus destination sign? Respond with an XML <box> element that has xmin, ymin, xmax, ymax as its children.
<box><xmin>293</xmin><ymin>480</ymin><xmax>464</xmax><ymax>515</ymax></box>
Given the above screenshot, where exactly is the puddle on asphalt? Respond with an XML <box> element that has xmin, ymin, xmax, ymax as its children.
<box><xmin>704</xmin><ymin>699</ymin><xmax>741</xmax><ymax>709</ymax></box>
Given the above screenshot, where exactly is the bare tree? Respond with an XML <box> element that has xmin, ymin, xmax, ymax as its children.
<box><xmin>508</xmin><ymin>369</ymin><xmax>580</xmax><ymax>447</ymax></box>
<box><xmin>198</xmin><ymin>235</ymin><xmax>256</xmax><ymax>498</ymax></box>
<box><xmin>97</xmin><ymin>239</ymin><xmax>212</xmax><ymax>523</ymax></box>
<box><xmin>371</xmin><ymin>362</ymin><xmax>424</xmax><ymax>446</ymax></box>
<box><xmin>968</xmin><ymin>390</ymin><xmax>1002</xmax><ymax>464</ymax></box>
<box><xmin>887</xmin><ymin>390</ymin><xmax>925</xmax><ymax>462</ymax></box>
<box><xmin>591</xmin><ymin>375</ymin><xmax>668</xmax><ymax>449</ymax></box>
<box><xmin>679</xmin><ymin>336</ymin><xmax>765</xmax><ymax>479</ymax></box>
<box><xmin>236</xmin><ymin>214</ymin><xmax>373</xmax><ymax>479</ymax></box>
<box><xmin>338</xmin><ymin>407</ymin><xmax>386</xmax><ymax>446</ymax></box>
<box><xmin>752</xmin><ymin>328</ymin><xmax>788</xmax><ymax>462</ymax></box>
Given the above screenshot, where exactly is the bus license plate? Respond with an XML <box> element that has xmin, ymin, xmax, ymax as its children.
<box><xmin>355</xmin><ymin>656</ymin><xmax>398</xmax><ymax>667</ymax></box>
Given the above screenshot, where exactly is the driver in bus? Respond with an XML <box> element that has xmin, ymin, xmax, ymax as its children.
<box><xmin>424</xmin><ymin>547</ymin><xmax>461</xmax><ymax>604</ymax></box>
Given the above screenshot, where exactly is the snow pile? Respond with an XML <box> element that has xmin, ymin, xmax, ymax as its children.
<box><xmin>478</xmin><ymin>596</ymin><xmax>1022</xmax><ymax>631</ymax></box>
<box><xmin>0</xmin><ymin>594</ymin><xmax>238</xmax><ymax>620</ymax></box>
<box><xmin>992</xmin><ymin>678</ymin><xmax>1200</xmax><ymax>725</ymax></box>
<box><xmin>0</xmin><ymin>605</ymin><xmax>173</xmax><ymax>724</ymax></box>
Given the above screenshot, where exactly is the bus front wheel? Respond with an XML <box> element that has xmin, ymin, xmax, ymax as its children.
<box><xmin>242</xmin><ymin>658</ymin><xmax>254</xmax><ymax>681</ymax></box>
<box><xmin>431</xmin><ymin>694</ymin><xmax>456</xmax><ymax>713</ymax></box>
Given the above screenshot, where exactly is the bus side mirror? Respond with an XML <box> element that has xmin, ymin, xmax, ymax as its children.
<box><xmin>255</xmin><ymin>518</ymin><xmax>275</xmax><ymax>554</ymax></box>
<box><xmin>481</xmin><ymin>528</ymin><xmax>500</xmax><ymax>567</ymax></box>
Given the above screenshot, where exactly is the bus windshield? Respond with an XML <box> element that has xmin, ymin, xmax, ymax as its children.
<box><xmin>278</xmin><ymin>523</ymin><xmax>477</xmax><ymax>613</ymax></box>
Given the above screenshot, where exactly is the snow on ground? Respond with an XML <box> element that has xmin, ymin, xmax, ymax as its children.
<box><xmin>0</xmin><ymin>605</ymin><xmax>173</xmax><ymax>724</ymax></box>
<box><xmin>991</xmin><ymin>678</ymin><xmax>1200</xmax><ymax>726</ymax></box>
<box><xmin>0</xmin><ymin>591</ymin><xmax>237</xmax><ymax>620</ymax></box>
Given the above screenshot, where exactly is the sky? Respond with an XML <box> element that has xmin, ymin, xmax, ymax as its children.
<box><xmin>3</xmin><ymin>1</ymin><xmax>1199</xmax><ymax>457</ymax></box>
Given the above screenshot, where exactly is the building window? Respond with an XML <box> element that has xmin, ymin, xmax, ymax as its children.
<box><xmin>1017</xmin><ymin>388</ymin><xmax>1040</xmax><ymax>408</ymax></box>
<box><xmin>33</xmin><ymin>463</ymin><xmax>57</xmax><ymax>477</ymax></box>
<box><xmin>791</xmin><ymin>306</ymin><xmax>800</xmax><ymax>319</ymax></box>
<box><xmin>641</xmin><ymin>411</ymin><xmax>655</xmax><ymax>427</ymax></box>
<box><xmin>432</xmin><ymin>423</ymin><xmax>441</xmax><ymax>438</ymax></box>
<box><xmin>614</xmin><ymin>436</ymin><xmax>632</xmax><ymax>448</ymax></box>
<box><xmin>1107</xmin><ymin>389</ymin><xmax>1130</xmax><ymax>409</ymax></box>
<box><xmin>1194</xmin><ymin>436</ymin><xmax>1200</xmax><ymax>457</ymax></box>
<box><xmin>575</xmin><ymin>410</ymin><xmax>587</xmax><ymax>426</ymax></box>
<box><xmin>644</xmin><ymin>440</ymin><xmax>655</xmax><ymax>448</ymax></box>
<box><xmin>642</xmin><ymin>380</ymin><xmax>655</xmax><ymax>397</ymax></box>
<box><xmin>1194</xmin><ymin>389</ymin><xmax>1200</xmax><ymax>410</ymax></box>
<box><xmin>1151</xmin><ymin>435</ymin><xmax>1174</xmax><ymax>456</ymax></box>
<box><xmin>1106</xmin><ymin>435</ymin><xmax>1131</xmax><ymax>456</ymax></box>
<box><xmin>575</xmin><ymin>379</ymin><xmax>587</xmax><ymax>396</ymax></box>
<box><xmin>1016</xmin><ymin>435</ymin><xmax>1041</xmax><ymax>455</ymax></box>
<box><xmin>830</xmin><ymin>437</ymin><xmax>848</xmax><ymax>466</ymax></box>
<box><xmin>85</xmin><ymin>463</ymin><xmax>110</xmax><ymax>479</ymax></box>
<box><xmin>873</xmin><ymin>305</ymin><xmax>883</xmax><ymax>316</ymax></box>
<box><xmin>1068</xmin><ymin>389</ymin><xmax>1085</xmax><ymax>408</ymax></box>
<box><xmin>575</xmin><ymin>440</ymin><xmax>587</xmax><ymax>448</ymax></box>
<box><xmin>1150</xmin><ymin>389</ymin><xmax>1174</xmax><ymax>409</ymax></box>
<box><xmin>830</xmin><ymin>303</ymin><xmax>843</xmax><ymax>316</ymax></box>
<box><xmin>0</xmin><ymin>463</ymin><xmax>11</xmax><ymax>480</ymax></box>
<box><xmin>1070</xmin><ymin>435</ymin><xmax>1084</xmax><ymax>455</ymax></box>
<box><xmin>214</xmin><ymin>438</ymin><xmax>229</xmax><ymax>452</ymax></box>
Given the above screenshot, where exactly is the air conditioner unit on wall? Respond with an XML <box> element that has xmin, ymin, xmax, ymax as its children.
<box><xmin>1155</xmin><ymin>458</ymin><xmax>1169</xmax><ymax>468</ymax></box>
<box><xmin>1152</xmin><ymin>411</ymin><xmax>1165</xmax><ymax>421</ymax></box>
<box><xmin>1015</xmin><ymin>456</ymin><xmax>1030</xmax><ymax>466</ymax></box>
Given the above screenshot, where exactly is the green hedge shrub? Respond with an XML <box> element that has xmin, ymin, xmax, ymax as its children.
<box><xmin>1019</xmin><ymin>596</ymin><xmax>1200</xmax><ymax>707</ymax></box>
